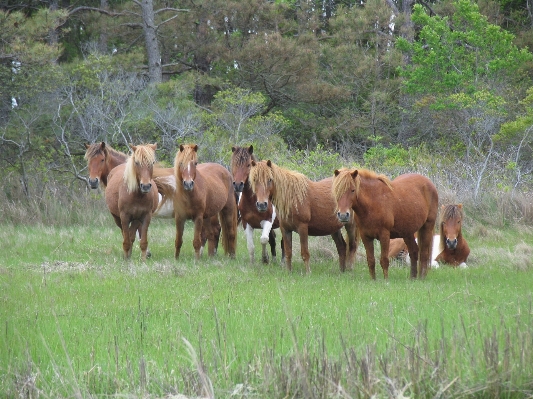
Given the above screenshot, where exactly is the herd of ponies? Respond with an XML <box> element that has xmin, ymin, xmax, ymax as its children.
<box><xmin>84</xmin><ymin>142</ymin><xmax>470</xmax><ymax>279</ymax></box>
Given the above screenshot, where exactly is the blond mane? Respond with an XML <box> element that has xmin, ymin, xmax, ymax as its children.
<box><xmin>123</xmin><ymin>144</ymin><xmax>156</xmax><ymax>193</ymax></box>
<box><xmin>332</xmin><ymin>168</ymin><xmax>392</xmax><ymax>201</ymax></box>
<box><xmin>249</xmin><ymin>161</ymin><xmax>309</xmax><ymax>220</ymax></box>
<box><xmin>174</xmin><ymin>144</ymin><xmax>198</xmax><ymax>176</ymax></box>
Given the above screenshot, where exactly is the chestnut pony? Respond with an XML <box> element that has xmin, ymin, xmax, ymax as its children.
<box><xmin>84</xmin><ymin>142</ymin><xmax>128</xmax><ymax>189</ymax></box>
<box><xmin>333</xmin><ymin>169</ymin><xmax>438</xmax><ymax>279</ymax></box>
<box><xmin>435</xmin><ymin>204</ymin><xmax>470</xmax><ymax>267</ymax></box>
<box><xmin>173</xmin><ymin>144</ymin><xmax>238</xmax><ymax>260</ymax></box>
<box><xmin>85</xmin><ymin>142</ymin><xmax>221</xmax><ymax>252</ymax></box>
<box><xmin>248</xmin><ymin>160</ymin><xmax>358</xmax><ymax>274</ymax></box>
<box><xmin>389</xmin><ymin>204</ymin><xmax>470</xmax><ymax>268</ymax></box>
<box><xmin>105</xmin><ymin>144</ymin><xmax>159</xmax><ymax>260</ymax></box>
<box><xmin>231</xmin><ymin>145</ymin><xmax>283</xmax><ymax>263</ymax></box>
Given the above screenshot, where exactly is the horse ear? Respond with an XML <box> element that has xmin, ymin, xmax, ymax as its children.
<box><xmin>266</xmin><ymin>160</ymin><xmax>272</xmax><ymax>168</ymax></box>
<box><xmin>100</xmin><ymin>142</ymin><xmax>106</xmax><ymax>150</ymax></box>
<box><xmin>150</xmin><ymin>143</ymin><xmax>157</xmax><ymax>151</ymax></box>
<box><xmin>130</xmin><ymin>144</ymin><xmax>137</xmax><ymax>152</ymax></box>
<box><xmin>84</xmin><ymin>143</ymin><xmax>90</xmax><ymax>149</ymax></box>
<box><xmin>192</xmin><ymin>144</ymin><xmax>198</xmax><ymax>152</ymax></box>
<box><xmin>248</xmin><ymin>145</ymin><xmax>253</xmax><ymax>154</ymax></box>
<box><xmin>251</xmin><ymin>160</ymin><xmax>256</xmax><ymax>167</ymax></box>
<box><xmin>457</xmin><ymin>203</ymin><xmax>463</xmax><ymax>210</ymax></box>
<box><xmin>334</xmin><ymin>169</ymin><xmax>340</xmax><ymax>177</ymax></box>
<box><xmin>351</xmin><ymin>170</ymin><xmax>359</xmax><ymax>179</ymax></box>
<box><xmin>231</xmin><ymin>146</ymin><xmax>236</xmax><ymax>153</ymax></box>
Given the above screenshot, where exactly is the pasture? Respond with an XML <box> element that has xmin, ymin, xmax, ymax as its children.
<box><xmin>2</xmin><ymin>209</ymin><xmax>533</xmax><ymax>398</ymax></box>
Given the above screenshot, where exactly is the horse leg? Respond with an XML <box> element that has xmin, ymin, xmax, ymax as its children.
<box><xmin>344</xmin><ymin>222</ymin><xmax>358</xmax><ymax>271</ymax></box>
<box><xmin>377</xmin><ymin>233</ymin><xmax>391</xmax><ymax>279</ymax></box>
<box><xmin>260</xmin><ymin>219</ymin><xmax>274</xmax><ymax>264</ymax></box>
<box><xmin>297</xmin><ymin>227</ymin><xmax>311</xmax><ymax>274</ymax></box>
<box><xmin>330</xmin><ymin>230</ymin><xmax>347</xmax><ymax>272</ymax></box>
<box><xmin>192</xmin><ymin>217</ymin><xmax>204</xmax><ymax>260</ymax></box>
<box><xmin>174</xmin><ymin>217</ymin><xmax>186</xmax><ymax>260</ymax></box>
<box><xmin>403</xmin><ymin>234</ymin><xmax>419</xmax><ymax>279</ymax></box>
<box><xmin>281</xmin><ymin>227</ymin><xmax>293</xmax><ymax>272</ymax></box>
<box><xmin>139</xmin><ymin>215</ymin><xmax>152</xmax><ymax>261</ymax></box>
<box><xmin>268</xmin><ymin>230</ymin><xmax>277</xmax><ymax>260</ymax></box>
<box><xmin>417</xmin><ymin>223</ymin><xmax>434</xmax><ymax>278</ymax></box>
<box><xmin>361</xmin><ymin>237</ymin><xmax>376</xmax><ymax>280</ymax></box>
<box><xmin>120</xmin><ymin>217</ymin><xmax>133</xmax><ymax>260</ymax></box>
<box><xmin>244</xmin><ymin>223</ymin><xmax>255</xmax><ymax>263</ymax></box>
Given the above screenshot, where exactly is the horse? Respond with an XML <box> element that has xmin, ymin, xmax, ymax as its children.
<box><xmin>435</xmin><ymin>204</ymin><xmax>470</xmax><ymax>267</ymax></box>
<box><xmin>105</xmin><ymin>144</ymin><xmax>159</xmax><ymax>260</ymax></box>
<box><xmin>248</xmin><ymin>160</ymin><xmax>358</xmax><ymax>274</ymax></box>
<box><xmin>84</xmin><ymin>142</ymin><xmax>128</xmax><ymax>189</ymax></box>
<box><xmin>332</xmin><ymin>168</ymin><xmax>438</xmax><ymax>279</ymax></box>
<box><xmin>85</xmin><ymin>142</ymin><xmax>221</xmax><ymax>253</ymax></box>
<box><xmin>389</xmin><ymin>204</ymin><xmax>470</xmax><ymax>268</ymax></box>
<box><xmin>173</xmin><ymin>144</ymin><xmax>238</xmax><ymax>260</ymax></box>
<box><xmin>231</xmin><ymin>145</ymin><xmax>283</xmax><ymax>264</ymax></box>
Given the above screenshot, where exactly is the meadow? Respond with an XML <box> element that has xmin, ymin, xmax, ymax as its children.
<box><xmin>2</xmin><ymin>200</ymin><xmax>533</xmax><ymax>399</ymax></box>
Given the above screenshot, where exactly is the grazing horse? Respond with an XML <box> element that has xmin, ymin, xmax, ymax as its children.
<box><xmin>105</xmin><ymin>144</ymin><xmax>159</xmax><ymax>260</ymax></box>
<box><xmin>333</xmin><ymin>169</ymin><xmax>438</xmax><ymax>279</ymax></box>
<box><xmin>231</xmin><ymin>145</ymin><xmax>283</xmax><ymax>263</ymax></box>
<box><xmin>85</xmin><ymin>142</ymin><xmax>221</xmax><ymax>253</ymax></box>
<box><xmin>248</xmin><ymin>160</ymin><xmax>358</xmax><ymax>274</ymax></box>
<box><xmin>435</xmin><ymin>204</ymin><xmax>470</xmax><ymax>267</ymax></box>
<box><xmin>84</xmin><ymin>142</ymin><xmax>128</xmax><ymax>189</ymax></box>
<box><xmin>173</xmin><ymin>144</ymin><xmax>238</xmax><ymax>260</ymax></box>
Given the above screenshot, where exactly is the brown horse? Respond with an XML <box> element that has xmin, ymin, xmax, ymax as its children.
<box><xmin>85</xmin><ymin>142</ymin><xmax>221</xmax><ymax>253</ymax></box>
<box><xmin>248</xmin><ymin>160</ymin><xmax>358</xmax><ymax>274</ymax></box>
<box><xmin>173</xmin><ymin>144</ymin><xmax>238</xmax><ymax>260</ymax></box>
<box><xmin>231</xmin><ymin>145</ymin><xmax>283</xmax><ymax>263</ymax></box>
<box><xmin>84</xmin><ymin>142</ymin><xmax>128</xmax><ymax>189</ymax></box>
<box><xmin>435</xmin><ymin>204</ymin><xmax>470</xmax><ymax>267</ymax></box>
<box><xmin>333</xmin><ymin>169</ymin><xmax>438</xmax><ymax>279</ymax></box>
<box><xmin>105</xmin><ymin>144</ymin><xmax>159</xmax><ymax>260</ymax></box>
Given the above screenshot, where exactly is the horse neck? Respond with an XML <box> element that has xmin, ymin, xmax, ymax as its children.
<box><xmin>107</xmin><ymin>150</ymin><xmax>128</xmax><ymax>170</ymax></box>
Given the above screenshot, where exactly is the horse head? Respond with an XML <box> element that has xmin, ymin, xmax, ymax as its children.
<box><xmin>440</xmin><ymin>204</ymin><xmax>463</xmax><ymax>250</ymax></box>
<box><xmin>84</xmin><ymin>142</ymin><xmax>108</xmax><ymax>189</ymax></box>
<box><xmin>249</xmin><ymin>160</ymin><xmax>274</xmax><ymax>213</ymax></box>
<box><xmin>231</xmin><ymin>145</ymin><xmax>255</xmax><ymax>193</ymax></box>
<box><xmin>333</xmin><ymin>169</ymin><xmax>358</xmax><ymax>224</ymax></box>
<box><xmin>175</xmin><ymin>144</ymin><xmax>199</xmax><ymax>191</ymax></box>
<box><xmin>127</xmin><ymin>143</ymin><xmax>157</xmax><ymax>194</ymax></box>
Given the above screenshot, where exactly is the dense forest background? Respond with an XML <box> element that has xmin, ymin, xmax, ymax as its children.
<box><xmin>1</xmin><ymin>0</ymin><xmax>532</xmax><ymax>224</ymax></box>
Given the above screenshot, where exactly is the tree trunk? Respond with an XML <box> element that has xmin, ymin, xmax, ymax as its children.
<box><xmin>140</xmin><ymin>0</ymin><xmax>162</xmax><ymax>84</ymax></box>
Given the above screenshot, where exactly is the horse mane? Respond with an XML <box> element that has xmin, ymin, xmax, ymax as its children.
<box><xmin>231</xmin><ymin>146</ymin><xmax>258</xmax><ymax>170</ymax></box>
<box><xmin>123</xmin><ymin>145</ymin><xmax>156</xmax><ymax>193</ymax></box>
<box><xmin>250</xmin><ymin>161</ymin><xmax>309</xmax><ymax>220</ymax></box>
<box><xmin>332</xmin><ymin>168</ymin><xmax>392</xmax><ymax>201</ymax></box>
<box><xmin>84</xmin><ymin>142</ymin><xmax>127</xmax><ymax>162</ymax></box>
<box><xmin>174</xmin><ymin>144</ymin><xmax>198</xmax><ymax>173</ymax></box>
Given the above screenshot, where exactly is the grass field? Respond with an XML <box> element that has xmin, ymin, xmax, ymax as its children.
<box><xmin>2</xmin><ymin>210</ymin><xmax>533</xmax><ymax>398</ymax></box>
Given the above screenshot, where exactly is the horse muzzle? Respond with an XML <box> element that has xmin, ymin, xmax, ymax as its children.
<box><xmin>233</xmin><ymin>181</ymin><xmax>244</xmax><ymax>193</ymax></box>
<box><xmin>88</xmin><ymin>178</ymin><xmax>99</xmax><ymax>189</ymax></box>
<box><xmin>256</xmin><ymin>201</ymin><xmax>268</xmax><ymax>212</ymax></box>
<box><xmin>139</xmin><ymin>183</ymin><xmax>152</xmax><ymax>194</ymax></box>
<box><xmin>446</xmin><ymin>238</ymin><xmax>458</xmax><ymax>250</ymax></box>
<box><xmin>183</xmin><ymin>180</ymin><xmax>194</xmax><ymax>191</ymax></box>
<box><xmin>336</xmin><ymin>211</ymin><xmax>351</xmax><ymax>223</ymax></box>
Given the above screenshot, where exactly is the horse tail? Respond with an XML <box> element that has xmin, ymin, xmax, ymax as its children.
<box><xmin>220</xmin><ymin>191</ymin><xmax>239</xmax><ymax>257</ymax></box>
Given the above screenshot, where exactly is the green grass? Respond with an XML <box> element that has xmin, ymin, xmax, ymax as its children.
<box><xmin>2</xmin><ymin>215</ymin><xmax>533</xmax><ymax>398</ymax></box>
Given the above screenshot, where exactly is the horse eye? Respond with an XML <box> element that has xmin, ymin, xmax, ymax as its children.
<box><xmin>101</xmin><ymin>159</ymin><xmax>105</xmax><ymax>163</ymax></box>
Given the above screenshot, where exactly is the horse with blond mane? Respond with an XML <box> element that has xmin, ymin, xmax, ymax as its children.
<box><xmin>105</xmin><ymin>144</ymin><xmax>159</xmax><ymax>260</ymax></box>
<box><xmin>173</xmin><ymin>144</ymin><xmax>238</xmax><ymax>260</ymax></box>
<box><xmin>231</xmin><ymin>145</ymin><xmax>283</xmax><ymax>263</ymax></box>
<box><xmin>333</xmin><ymin>168</ymin><xmax>438</xmax><ymax>279</ymax></box>
<box><xmin>248</xmin><ymin>160</ymin><xmax>358</xmax><ymax>274</ymax></box>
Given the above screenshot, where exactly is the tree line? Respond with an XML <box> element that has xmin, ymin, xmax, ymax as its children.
<box><xmin>0</xmin><ymin>0</ymin><xmax>532</xmax><ymax>203</ymax></box>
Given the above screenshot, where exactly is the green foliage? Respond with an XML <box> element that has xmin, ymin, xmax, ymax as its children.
<box><xmin>363</xmin><ymin>144</ymin><xmax>410</xmax><ymax>169</ymax></box>
<box><xmin>397</xmin><ymin>0</ymin><xmax>532</xmax><ymax>109</ymax></box>
<box><xmin>274</xmin><ymin>144</ymin><xmax>344</xmax><ymax>180</ymax></box>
